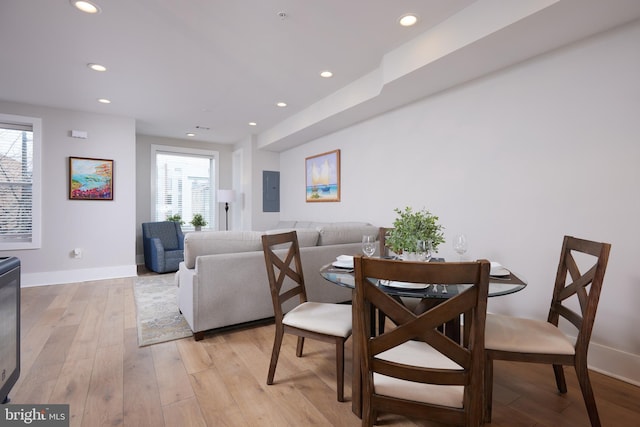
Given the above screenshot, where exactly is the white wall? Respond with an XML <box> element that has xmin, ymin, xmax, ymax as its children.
<box><xmin>0</xmin><ymin>104</ymin><xmax>237</xmax><ymax>282</ymax></box>
<box><xmin>234</xmin><ymin>135</ymin><xmax>280</xmax><ymax>231</ymax></box>
<box><xmin>278</xmin><ymin>21</ymin><xmax>640</xmax><ymax>383</ymax></box>
<box><xmin>0</xmin><ymin>101</ymin><xmax>137</xmax><ymax>285</ymax></box>
<box><xmin>252</xmin><ymin>141</ymin><xmax>280</xmax><ymax>231</ymax></box>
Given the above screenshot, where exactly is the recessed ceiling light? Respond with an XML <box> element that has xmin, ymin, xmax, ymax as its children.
<box><xmin>87</xmin><ymin>63</ymin><xmax>106</xmax><ymax>72</ymax></box>
<box><xmin>276</xmin><ymin>102</ymin><xmax>287</xmax><ymax>108</ymax></box>
<box><xmin>186</xmin><ymin>133</ymin><xmax>196</xmax><ymax>137</ymax></box>
<box><xmin>71</xmin><ymin>0</ymin><xmax>101</xmax><ymax>14</ymax></box>
<box><xmin>97</xmin><ymin>98</ymin><xmax>111</xmax><ymax>104</ymax></box>
<box><xmin>248</xmin><ymin>122</ymin><xmax>257</xmax><ymax>126</ymax></box>
<box><xmin>320</xmin><ymin>71</ymin><xmax>333</xmax><ymax>78</ymax></box>
<box><xmin>399</xmin><ymin>14</ymin><xmax>418</xmax><ymax>27</ymax></box>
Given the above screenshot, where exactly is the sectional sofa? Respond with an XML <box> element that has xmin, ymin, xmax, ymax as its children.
<box><xmin>177</xmin><ymin>221</ymin><xmax>378</xmax><ymax>340</ymax></box>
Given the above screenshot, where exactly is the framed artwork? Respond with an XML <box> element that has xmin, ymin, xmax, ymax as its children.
<box><xmin>69</xmin><ymin>157</ymin><xmax>114</xmax><ymax>200</ymax></box>
<box><xmin>305</xmin><ymin>149</ymin><xmax>340</xmax><ymax>202</ymax></box>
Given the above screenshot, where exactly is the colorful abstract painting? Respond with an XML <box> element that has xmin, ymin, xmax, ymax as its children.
<box><xmin>69</xmin><ymin>157</ymin><xmax>114</xmax><ymax>200</ymax></box>
<box><xmin>305</xmin><ymin>149</ymin><xmax>340</xmax><ymax>202</ymax></box>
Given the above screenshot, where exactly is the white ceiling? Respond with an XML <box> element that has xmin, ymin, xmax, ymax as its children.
<box><xmin>2</xmin><ymin>0</ymin><xmax>640</xmax><ymax>151</ymax></box>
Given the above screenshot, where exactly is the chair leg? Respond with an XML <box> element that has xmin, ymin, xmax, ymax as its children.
<box><xmin>296</xmin><ymin>336</ymin><xmax>305</xmax><ymax>357</ymax></box>
<box><xmin>575</xmin><ymin>363</ymin><xmax>601</xmax><ymax>427</ymax></box>
<box><xmin>362</xmin><ymin>388</ymin><xmax>375</xmax><ymax>427</ymax></box>
<box><xmin>268</xmin><ymin>328</ymin><xmax>284</xmax><ymax>385</ymax></box>
<box><xmin>553</xmin><ymin>364</ymin><xmax>568</xmax><ymax>393</ymax></box>
<box><xmin>483</xmin><ymin>357</ymin><xmax>494</xmax><ymax>423</ymax></box>
<box><xmin>336</xmin><ymin>338</ymin><xmax>345</xmax><ymax>402</ymax></box>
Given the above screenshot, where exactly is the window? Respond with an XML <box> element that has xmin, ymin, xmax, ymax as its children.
<box><xmin>0</xmin><ymin>114</ymin><xmax>42</xmax><ymax>250</ymax></box>
<box><xmin>151</xmin><ymin>145</ymin><xmax>218</xmax><ymax>230</ymax></box>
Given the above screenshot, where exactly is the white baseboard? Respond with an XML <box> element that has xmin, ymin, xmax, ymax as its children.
<box><xmin>588</xmin><ymin>341</ymin><xmax>640</xmax><ymax>387</ymax></box>
<box><xmin>20</xmin><ymin>264</ymin><xmax>138</xmax><ymax>287</ymax></box>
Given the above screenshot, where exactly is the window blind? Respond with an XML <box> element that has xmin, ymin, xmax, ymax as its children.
<box><xmin>154</xmin><ymin>152</ymin><xmax>213</xmax><ymax>228</ymax></box>
<box><xmin>0</xmin><ymin>124</ymin><xmax>34</xmax><ymax>243</ymax></box>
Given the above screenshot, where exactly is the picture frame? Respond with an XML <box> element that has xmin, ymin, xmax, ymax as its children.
<box><xmin>305</xmin><ymin>149</ymin><xmax>340</xmax><ymax>202</ymax></box>
<box><xmin>69</xmin><ymin>157</ymin><xmax>114</xmax><ymax>200</ymax></box>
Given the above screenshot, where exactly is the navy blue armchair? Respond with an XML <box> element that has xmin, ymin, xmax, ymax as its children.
<box><xmin>142</xmin><ymin>221</ymin><xmax>185</xmax><ymax>273</ymax></box>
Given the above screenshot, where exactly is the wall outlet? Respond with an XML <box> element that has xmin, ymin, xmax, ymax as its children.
<box><xmin>73</xmin><ymin>248</ymin><xmax>82</xmax><ymax>258</ymax></box>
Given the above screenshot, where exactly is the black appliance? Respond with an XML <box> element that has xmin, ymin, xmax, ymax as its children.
<box><xmin>0</xmin><ymin>257</ymin><xmax>20</xmax><ymax>404</ymax></box>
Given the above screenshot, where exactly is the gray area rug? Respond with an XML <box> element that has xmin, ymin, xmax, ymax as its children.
<box><xmin>134</xmin><ymin>273</ymin><xmax>193</xmax><ymax>346</ymax></box>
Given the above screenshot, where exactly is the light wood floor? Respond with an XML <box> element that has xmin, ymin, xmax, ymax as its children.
<box><xmin>9</xmin><ymin>276</ymin><xmax>640</xmax><ymax>427</ymax></box>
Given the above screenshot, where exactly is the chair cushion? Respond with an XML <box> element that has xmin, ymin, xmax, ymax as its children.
<box><xmin>283</xmin><ymin>302</ymin><xmax>352</xmax><ymax>338</ymax></box>
<box><xmin>374</xmin><ymin>340</ymin><xmax>464</xmax><ymax>408</ymax></box>
<box><xmin>485</xmin><ymin>313</ymin><xmax>575</xmax><ymax>355</ymax></box>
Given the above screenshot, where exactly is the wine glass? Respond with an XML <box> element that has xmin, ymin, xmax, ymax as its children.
<box><xmin>416</xmin><ymin>239</ymin><xmax>433</xmax><ymax>262</ymax></box>
<box><xmin>452</xmin><ymin>234</ymin><xmax>468</xmax><ymax>261</ymax></box>
<box><xmin>362</xmin><ymin>235</ymin><xmax>376</xmax><ymax>257</ymax></box>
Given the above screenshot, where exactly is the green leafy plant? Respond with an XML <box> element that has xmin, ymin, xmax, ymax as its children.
<box><xmin>385</xmin><ymin>206</ymin><xmax>445</xmax><ymax>254</ymax></box>
<box><xmin>166</xmin><ymin>213</ymin><xmax>184</xmax><ymax>225</ymax></box>
<box><xmin>190</xmin><ymin>213</ymin><xmax>207</xmax><ymax>228</ymax></box>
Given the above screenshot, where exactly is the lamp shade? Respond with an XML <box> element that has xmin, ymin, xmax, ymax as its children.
<box><xmin>217</xmin><ymin>189</ymin><xmax>236</xmax><ymax>203</ymax></box>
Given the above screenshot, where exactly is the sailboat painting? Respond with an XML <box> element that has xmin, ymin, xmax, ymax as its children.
<box><xmin>305</xmin><ymin>149</ymin><xmax>340</xmax><ymax>202</ymax></box>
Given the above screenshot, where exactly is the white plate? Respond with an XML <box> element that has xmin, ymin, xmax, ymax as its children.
<box><xmin>381</xmin><ymin>280</ymin><xmax>429</xmax><ymax>290</ymax></box>
<box><xmin>332</xmin><ymin>260</ymin><xmax>354</xmax><ymax>269</ymax></box>
<box><xmin>490</xmin><ymin>262</ymin><xmax>510</xmax><ymax>277</ymax></box>
<box><xmin>490</xmin><ymin>268</ymin><xmax>510</xmax><ymax>277</ymax></box>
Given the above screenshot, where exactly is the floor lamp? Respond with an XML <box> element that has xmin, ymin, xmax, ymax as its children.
<box><xmin>217</xmin><ymin>189</ymin><xmax>236</xmax><ymax>231</ymax></box>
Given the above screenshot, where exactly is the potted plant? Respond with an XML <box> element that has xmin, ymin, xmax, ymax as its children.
<box><xmin>385</xmin><ymin>206</ymin><xmax>445</xmax><ymax>257</ymax></box>
<box><xmin>190</xmin><ymin>213</ymin><xmax>207</xmax><ymax>231</ymax></box>
<box><xmin>166</xmin><ymin>213</ymin><xmax>184</xmax><ymax>225</ymax></box>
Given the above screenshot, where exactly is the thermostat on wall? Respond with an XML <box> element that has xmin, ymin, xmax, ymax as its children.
<box><xmin>71</xmin><ymin>130</ymin><xmax>88</xmax><ymax>139</ymax></box>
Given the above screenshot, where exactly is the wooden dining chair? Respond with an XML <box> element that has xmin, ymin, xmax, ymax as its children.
<box><xmin>261</xmin><ymin>231</ymin><xmax>352</xmax><ymax>402</ymax></box>
<box><xmin>353</xmin><ymin>256</ymin><xmax>490</xmax><ymax>426</ymax></box>
<box><xmin>483</xmin><ymin>235</ymin><xmax>611</xmax><ymax>426</ymax></box>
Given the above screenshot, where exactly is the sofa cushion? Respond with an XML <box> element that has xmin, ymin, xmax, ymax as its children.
<box><xmin>266</xmin><ymin>228</ymin><xmax>319</xmax><ymax>248</ymax></box>
<box><xmin>316</xmin><ymin>222</ymin><xmax>378</xmax><ymax>246</ymax></box>
<box><xmin>184</xmin><ymin>230</ymin><xmax>263</xmax><ymax>269</ymax></box>
<box><xmin>294</xmin><ymin>221</ymin><xmax>323</xmax><ymax>229</ymax></box>
<box><xmin>275</xmin><ymin>220</ymin><xmax>297</xmax><ymax>229</ymax></box>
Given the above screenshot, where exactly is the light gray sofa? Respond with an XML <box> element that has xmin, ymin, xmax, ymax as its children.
<box><xmin>177</xmin><ymin>221</ymin><xmax>378</xmax><ymax>340</ymax></box>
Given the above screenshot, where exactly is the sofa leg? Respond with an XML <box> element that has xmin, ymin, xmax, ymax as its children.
<box><xmin>194</xmin><ymin>331</ymin><xmax>205</xmax><ymax>341</ymax></box>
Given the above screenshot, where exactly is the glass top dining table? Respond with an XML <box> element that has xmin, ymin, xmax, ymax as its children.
<box><xmin>319</xmin><ymin>258</ymin><xmax>527</xmax><ymax>298</ymax></box>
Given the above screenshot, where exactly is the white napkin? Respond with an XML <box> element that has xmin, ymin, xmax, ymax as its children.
<box><xmin>336</xmin><ymin>255</ymin><xmax>354</xmax><ymax>263</ymax></box>
<box><xmin>490</xmin><ymin>261</ymin><xmax>510</xmax><ymax>276</ymax></box>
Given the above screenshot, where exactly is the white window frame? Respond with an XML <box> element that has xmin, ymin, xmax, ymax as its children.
<box><xmin>150</xmin><ymin>144</ymin><xmax>219</xmax><ymax>230</ymax></box>
<box><xmin>0</xmin><ymin>113</ymin><xmax>42</xmax><ymax>250</ymax></box>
